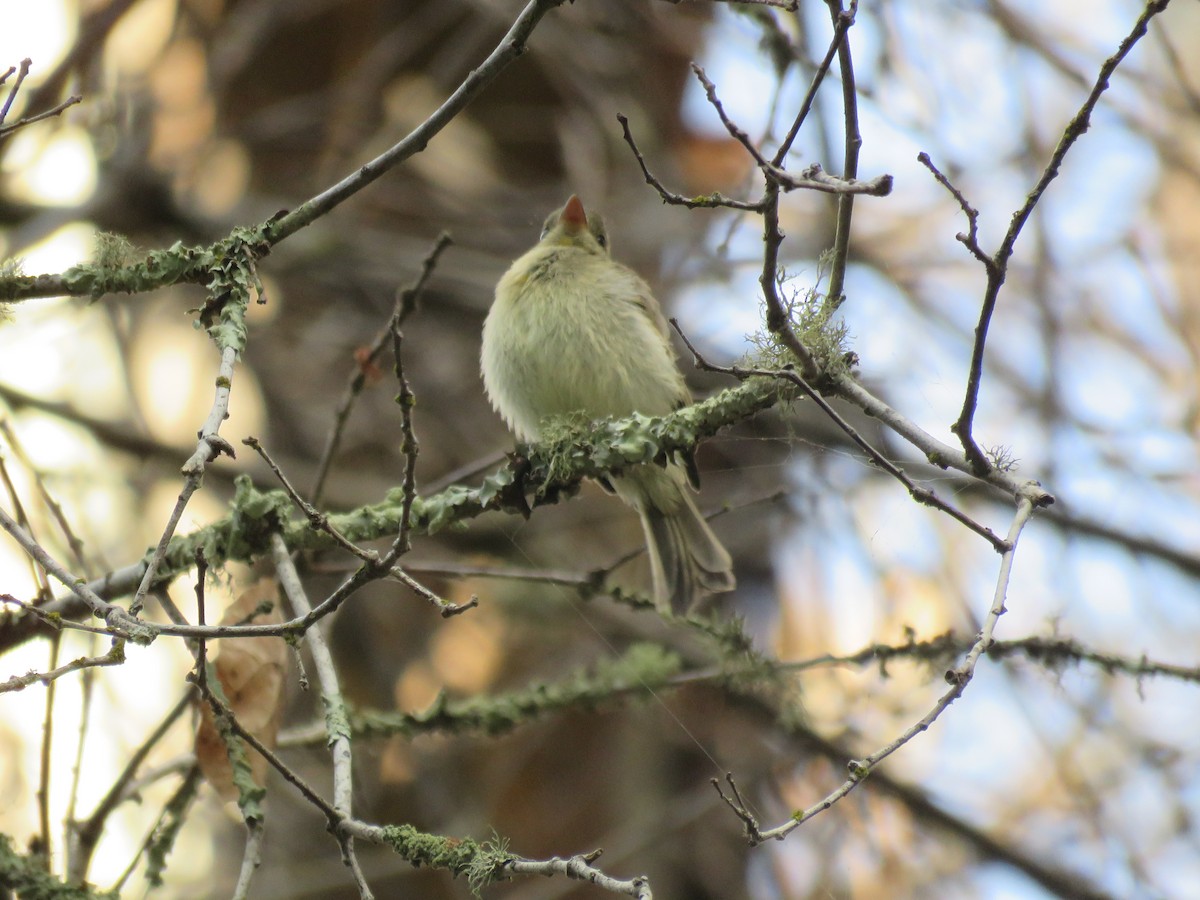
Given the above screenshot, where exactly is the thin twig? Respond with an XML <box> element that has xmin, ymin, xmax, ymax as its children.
<box><xmin>246</xmin><ymin>434</ymin><xmax>471</xmax><ymax>619</ymax></box>
<box><xmin>194</xmin><ymin>668</ymin><xmax>340</xmax><ymax>822</ymax></box>
<box><xmin>310</xmin><ymin>233</ymin><xmax>452</xmax><ymax>506</ymax></box>
<box><xmin>263</xmin><ymin>0</ymin><xmax>570</xmax><ymax>245</ymax></box>
<box><xmin>270</xmin><ymin>534</ymin><xmax>374</xmax><ymax>898</ymax></box>
<box><xmin>655</xmin><ymin>0</ymin><xmax>795</xmax><ymax>8</ymax></box>
<box><xmin>502</xmin><ymin>854</ymin><xmax>652</xmax><ymax>899</ymax></box>
<box><xmin>0</xmin><ymin>0</ymin><xmax>565</xmax><ymax>305</ymax></box>
<box><xmin>767</xmin><ymin>161</ymin><xmax>891</xmax><ymax>196</ymax></box>
<box><xmin>717</xmin><ymin>492</ymin><xmax>1039</xmax><ymax>843</ymax></box>
<box><xmin>830</xmin><ymin>373</ymin><xmax>1054</xmax><ymax>506</ymax></box>
<box><xmin>821</xmin><ymin>0</ymin><xmax>862</xmax><ymax>307</ymax></box>
<box><xmin>949</xmin><ymin>495</ymin><xmax>1037</xmax><ymax>682</ymax></box>
<box><xmin>672</xmin><ymin>323</ymin><xmax>1009</xmax><ymax>550</ymax></box>
<box><xmin>0</xmin><ymin>642</ymin><xmax>125</xmax><ymax>695</ymax></box>
<box><xmin>0</xmin><ymin>420</ymin><xmax>91</xmax><ymax>569</ymax></box>
<box><xmin>947</xmin><ymin>0</ymin><xmax>1171</xmax><ymax>472</ymax></box>
<box><xmin>758</xmin><ymin>182</ymin><xmax>818</xmax><ymax>377</ymax></box>
<box><xmin>68</xmin><ymin>692</ymin><xmax>193</xmax><ymax>882</ymax></box>
<box><xmin>111</xmin><ymin>764</ymin><xmax>201</xmax><ymax>893</ymax></box>
<box><xmin>0</xmin><ymin>57</ymin><xmax>82</xmax><ymax>137</ymax></box>
<box><xmin>384</xmin><ymin>320</ymin><xmax>477</xmax><ymax>617</ymax></box>
<box><xmin>691</xmin><ymin>64</ymin><xmax>775</xmax><ymax>172</ymax></box>
<box><xmin>389</xmin><ymin>320</ymin><xmax>419</xmax><ymax>555</ymax></box>
<box><xmin>0</xmin><ymin>450</ymin><xmax>51</xmax><ymax>600</ymax></box>
<box><xmin>0</xmin><ymin>506</ymin><xmax>153</xmax><ymax>640</ymax></box>
<box><xmin>0</xmin><ymin>594</ymin><xmax>113</xmax><ymax>637</ymax></box>
<box><xmin>37</xmin><ymin>632</ymin><xmax>58</xmax><ymax>868</ymax></box>
<box><xmin>0</xmin><ymin>58</ymin><xmax>30</xmax><ymax>123</ymax></box>
<box><xmin>231</xmin><ymin>818</ymin><xmax>267</xmax><ymax>900</ymax></box>
<box><xmin>245</xmin><ymin>436</ymin><xmax>375</xmax><ymax>562</ymax></box>
<box><xmin>915</xmin><ymin>152</ymin><xmax>992</xmax><ymax>268</ymax></box>
<box><xmin>772</xmin><ymin>7</ymin><xmax>853</xmax><ymax>164</ymax></box>
<box><xmin>0</xmin><ymin>94</ymin><xmax>82</xmax><ymax>139</ymax></box>
<box><xmin>64</xmin><ymin>631</ymin><xmax>98</xmax><ymax>874</ymax></box>
<box><xmin>616</xmin><ymin>113</ymin><xmax>764</xmax><ymax>212</ymax></box>
<box><xmin>129</xmin><ymin>342</ymin><xmax>240</xmax><ymax>618</ymax></box>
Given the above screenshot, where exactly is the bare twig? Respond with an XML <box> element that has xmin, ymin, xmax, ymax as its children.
<box><xmin>691</xmin><ymin>64</ymin><xmax>775</xmax><ymax>172</ymax></box>
<box><xmin>263</xmin><ymin>0</ymin><xmax>570</xmax><ymax>245</ymax></box>
<box><xmin>0</xmin><ymin>594</ymin><xmax>114</xmax><ymax>638</ymax></box>
<box><xmin>0</xmin><ymin>0</ymin><xmax>566</xmax><ymax>305</ymax></box>
<box><xmin>916</xmin><ymin>152</ymin><xmax>992</xmax><ymax>268</ymax></box>
<box><xmin>616</xmin><ymin>113</ymin><xmax>764</xmax><ymax>212</ymax></box>
<box><xmin>0</xmin><ymin>56</ymin><xmax>82</xmax><ymax>138</ymax></box>
<box><xmin>949</xmin><ymin>495</ymin><xmax>1037</xmax><ymax>682</ymax></box>
<box><xmin>830</xmin><ymin>373</ymin><xmax>1053</xmax><ymax>506</ymax></box>
<box><xmin>194</xmin><ymin>666</ymin><xmax>339</xmax><ymax>821</ymax></box>
<box><xmin>245</xmin><ymin>437</ymin><xmax>374</xmax><ymax>562</ymax></box>
<box><xmin>245</xmin><ymin>436</ymin><xmax>470</xmax><ymax>620</ymax></box>
<box><xmin>656</xmin><ymin>0</ymin><xmax>794</xmax><ymax>8</ymax></box>
<box><xmin>231</xmin><ymin>819</ymin><xmax>267</xmax><ymax>900</ymax></box>
<box><xmin>717</xmin><ymin>492</ymin><xmax>1040</xmax><ymax>843</ymax></box>
<box><xmin>64</xmin><ymin>633</ymin><xmax>98</xmax><ymax>870</ymax></box>
<box><xmin>0</xmin><ymin>94</ymin><xmax>82</xmax><ymax>139</ymax></box>
<box><xmin>766</xmin><ymin>161</ymin><xmax>892</xmax><ymax>196</ymax></box>
<box><xmin>310</xmin><ymin>233</ymin><xmax>452</xmax><ymax>506</ymax></box>
<box><xmin>758</xmin><ymin>183</ymin><xmax>819</xmax><ymax>377</ymax></box>
<box><xmin>129</xmin><ymin>340</ymin><xmax>241</xmax><ymax>618</ymax></box>
<box><xmin>0</xmin><ymin>59</ymin><xmax>30</xmax><ymax>122</ymax></box>
<box><xmin>772</xmin><ymin>6</ymin><xmax>853</xmax><ymax>164</ymax></box>
<box><xmin>0</xmin><ymin>506</ymin><xmax>154</xmax><ymax>641</ymax></box>
<box><xmin>946</xmin><ymin>0</ymin><xmax>1171</xmax><ymax>472</ymax></box>
<box><xmin>502</xmin><ymin>853</ymin><xmax>652</xmax><ymax>899</ymax></box>
<box><xmin>0</xmin><ymin>420</ymin><xmax>91</xmax><ymax>570</ymax></box>
<box><xmin>37</xmin><ymin>632</ymin><xmax>58</xmax><ymax>867</ymax></box>
<box><xmin>0</xmin><ymin>449</ymin><xmax>51</xmax><ymax>600</ymax></box>
<box><xmin>0</xmin><ymin>642</ymin><xmax>124</xmax><ymax>695</ymax></box>
<box><xmin>68</xmin><ymin>693</ymin><xmax>194</xmax><ymax>882</ymax></box>
<box><xmin>270</xmin><ymin>534</ymin><xmax>373</xmax><ymax>898</ymax></box>
<box><xmin>389</xmin><ymin>321</ymin><xmax>419</xmax><ymax>555</ymax></box>
<box><xmin>111</xmin><ymin>764</ymin><xmax>202</xmax><ymax>893</ymax></box>
<box><xmin>821</xmin><ymin>0</ymin><xmax>862</xmax><ymax>307</ymax></box>
<box><xmin>672</xmin><ymin>323</ymin><xmax>1010</xmax><ymax>549</ymax></box>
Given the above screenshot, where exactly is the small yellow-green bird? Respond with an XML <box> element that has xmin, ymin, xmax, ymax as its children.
<box><xmin>481</xmin><ymin>194</ymin><xmax>735</xmax><ymax>613</ymax></box>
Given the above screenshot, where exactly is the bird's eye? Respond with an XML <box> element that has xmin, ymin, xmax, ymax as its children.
<box><xmin>591</xmin><ymin>218</ymin><xmax>609</xmax><ymax>250</ymax></box>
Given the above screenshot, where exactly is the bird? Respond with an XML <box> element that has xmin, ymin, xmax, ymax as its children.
<box><xmin>481</xmin><ymin>194</ymin><xmax>735</xmax><ymax>613</ymax></box>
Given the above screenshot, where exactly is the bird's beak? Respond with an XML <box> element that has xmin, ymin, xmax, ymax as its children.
<box><xmin>559</xmin><ymin>195</ymin><xmax>588</xmax><ymax>234</ymax></box>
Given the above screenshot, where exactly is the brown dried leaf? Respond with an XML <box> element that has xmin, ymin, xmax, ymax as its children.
<box><xmin>195</xmin><ymin>578</ymin><xmax>289</xmax><ymax>801</ymax></box>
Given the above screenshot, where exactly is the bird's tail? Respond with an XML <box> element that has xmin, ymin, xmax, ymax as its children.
<box><xmin>620</xmin><ymin>467</ymin><xmax>734</xmax><ymax>614</ymax></box>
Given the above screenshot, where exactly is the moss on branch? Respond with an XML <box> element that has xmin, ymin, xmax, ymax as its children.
<box><xmin>157</xmin><ymin>377</ymin><xmax>782</xmax><ymax>580</ymax></box>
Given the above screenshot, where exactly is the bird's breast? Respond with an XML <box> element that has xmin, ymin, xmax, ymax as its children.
<box><xmin>483</xmin><ymin>250</ymin><xmax>683</xmax><ymax>439</ymax></box>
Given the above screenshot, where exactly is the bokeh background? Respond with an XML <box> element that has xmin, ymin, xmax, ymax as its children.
<box><xmin>2</xmin><ymin>0</ymin><xmax>1200</xmax><ymax>897</ymax></box>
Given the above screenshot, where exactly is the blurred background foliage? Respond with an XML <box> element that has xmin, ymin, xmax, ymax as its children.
<box><xmin>2</xmin><ymin>0</ymin><xmax>1200</xmax><ymax>897</ymax></box>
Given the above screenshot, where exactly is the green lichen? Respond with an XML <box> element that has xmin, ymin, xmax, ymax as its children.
<box><xmin>380</xmin><ymin>824</ymin><xmax>486</xmax><ymax>879</ymax></box>
<box><xmin>745</xmin><ymin>262</ymin><xmax>851</xmax><ymax>376</ymax></box>
<box><xmin>353</xmin><ymin>643</ymin><xmax>683</xmax><ymax>739</ymax></box>
<box><xmin>0</xmin><ymin>833</ymin><xmax>118</xmax><ymax>899</ymax></box>
<box><xmin>92</xmin><ymin>231</ymin><xmax>140</xmax><ymax>270</ymax></box>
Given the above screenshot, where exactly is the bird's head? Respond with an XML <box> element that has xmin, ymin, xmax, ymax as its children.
<box><xmin>539</xmin><ymin>194</ymin><xmax>609</xmax><ymax>256</ymax></box>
